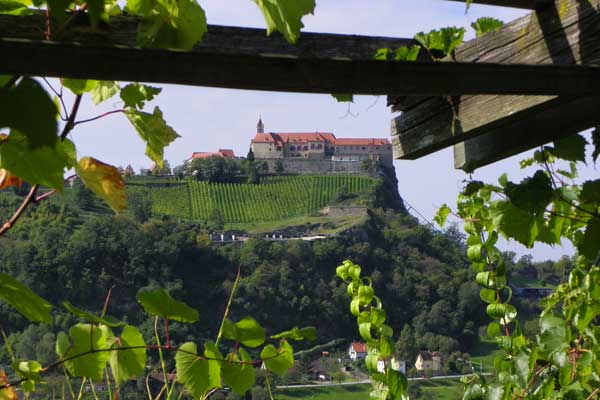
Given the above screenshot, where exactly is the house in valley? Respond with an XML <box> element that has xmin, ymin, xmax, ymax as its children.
<box><xmin>348</xmin><ymin>342</ymin><xmax>367</xmax><ymax>361</ymax></box>
<box><xmin>415</xmin><ymin>351</ymin><xmax>441</xmax><ymax>372</ymax></box>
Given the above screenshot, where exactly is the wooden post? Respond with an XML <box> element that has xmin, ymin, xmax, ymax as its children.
<box><xmin>390</xmin><ymin>0</ymin><xmax>600</xmax><ymax>168</ymax></box>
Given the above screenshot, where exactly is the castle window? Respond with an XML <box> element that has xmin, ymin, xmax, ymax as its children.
<box><xmin>303</xmin><ymin>146</ymin><xmax>308</xmax><ymax>151</ymax></box>
<box><xmin>290</xmin><ymin>146</ymin><xmax>296</xmax><ymax>151</ymax></box>
<box><xmin>310</xmin><ymin>144</ymin><xmax>315</xmax><ymax>149</ymax></box>
<box><xmin>317</xmin><ymin>144</ymin><xmax>322</xmax><ymax>149</ymax></box>
<box><xmin>362</xmin><ymin>147</ymin><xmax>366</xmax><ymax>150</ymax></box>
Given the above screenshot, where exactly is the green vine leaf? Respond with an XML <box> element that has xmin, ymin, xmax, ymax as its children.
<box><xmin>0</xmin><ymin>77</ymin><xmax>57</xmax><ymax>149</ymax></box>
<box><xmin>0</xmin><ymin>0</ymin><xmax>34</xmax><ymax>15</ymax></box>
<box><xmin>0</xmin><ymin>273</ymin><xmax>52</xmax><ymax>323</ymax></box>
<box><xmin>434</xmin><ymin>204</ymin><xmax>451</xmax><ymax>227</ymax></box>
<box><xmin>260</xmin><ymin>339</ymin><xmax>294</xmax><ymax>375</ymax></box>
<box><xmin>58</xmin><ymin>324</ymin><xmax>113</xmax><ymax>381</ymax></box>
<box><xmin>108</xmin><ymin>325</ymin><xmax>147</xmax><ymax>386</ymax></box>
<box><xmin>120</xmin><ymin>83</ymin><xmax>162</xmax><ymax>110</ymax></box>
<box><xmin>580</xmin><ymin>180</ymin><xmax>600</xmax><ymax>204</ymax></box>
<box><xmin>134</xmin><ymin>0</ymin><xmax>207</xmax><ymax>50</ymax></box>
<box><xmin>0</xmin><ymin>131</ymin><xmax>75</xmax><ymax>190</ymax></box>
<box><xmin>12</xmin><ymin>360</ymin><xmax>42</xmax><ymax>392</ymax></box>
<box><xmin>471</xmin><ymin>17</ymin><xmax>503</xmax><ymax>37</ymax></box>
<box><xmin>221</xmin><ymin>317</ymin><xmax>265</xmax><ymax>348</ymax></box>
<box><xmin>592</xmin><ymin>127</ymin><xmax>599</xmax><ymax>163</ymax></box>
<box><xmin>136</xmin><ymin>288</ymin><xmax>199</xmax><ymax>323</ymax></box>
<box><xmin>550</xmin><ymin>134</ymin><xmax>588</xmax><ymax>163</ymax></box>
<box><xmin>414</xmin><ymin>27</ymin><xmax>465</xmax><ymax>56</ymax></box>
<box><xmin>46</xmin><ymin>0</ymin><xmax>74</xmax><ymax>25</ymax></box>
<box><xmin>386</xmin><ymin>368</ymin><xmax>407</xmax><ymax>400</ymax></box>
<box><xmin>271</xmin><ymin>326</ymin><xmax>317</xmax><ymax>341</ymax></box>
<box><xmin>90</xmin><ymin>81</ymin><xmax>120</xmax><ymax>105</ymax></box>
<box><xmin>125</xmin><ymin>106</ymin><xmax>180</xmax><ymax>169</ymax></box>
<box><xmin>331</xmin><ymin>94</ymin><xmax>353</xmax><ymax>103</ymax></box>
<box><xmin>62</xmin><ymin>79</ymin><xmax>100</xmax><ymax>95</ymax></box>
<box><xmin>175</xmin><ymin>342</ymin><xmax>221</xmax><ymax>399</ymax></box>
<box><xmin>504</xmin><ymin>171</ymin><xmax>553</xmax><ymax>214</ymax></box>
<box><xmin>221</xmin><ymin>347</ymin><xmax>255</xmax><ymax>395</ymax></box>
<box><xmin>578</xmin><ymin>217</ymin><xmax>600</xmax><ymax>260</ymax></box>
<box><xmin>252</xmin><ymin>0</ymin><xmax>315</xmax><ymax>44</ymax></box>
<box><xmin>491</xmin><ymin>201</ymin><xmax>539</xmax><ymax>247</ymax></box>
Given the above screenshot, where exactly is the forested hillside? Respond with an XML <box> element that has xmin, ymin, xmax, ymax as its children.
<box><xmin>0</xmin><ymin>182</ymin><xmax>485</xmax><ymax>378</ymax></box>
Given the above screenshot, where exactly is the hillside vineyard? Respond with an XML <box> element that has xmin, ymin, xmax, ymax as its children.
<box><xmin>127</xmin><ymin>175</ymin><xmax>375</xmax><ymax>223</ymax></box>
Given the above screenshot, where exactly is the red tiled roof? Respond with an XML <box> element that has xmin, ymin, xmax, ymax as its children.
<box><xmin>219</xmin><ymin>149</ymin><xmax>235</xmax><ymax>158</ymax></box>
<box><xmin>335</xmin><ymin>138</ymin><xmax>390</xmax><ymax>146</ymax></box>
<box><xmin>351</xmin><ymin>342</ymin><xmax>367</xmax><ymax>353</ymax></box>
<box><xmin>252</xmin><ymin>133</ymin><xmax>388</xmax><ymax>147</ymax></box>
<box><xmin>189</xmin><ymin>149</ymin><xmax>235</xmax><ymax>160</ymax></box>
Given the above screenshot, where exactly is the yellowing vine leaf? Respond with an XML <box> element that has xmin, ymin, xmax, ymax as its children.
<box><xmin>75</xmin><ymin>157</ymin><xmax>127</xmax><ymax>212</ymax></box>
<box><xmin>0</xmin><ymin>370</ymin><xmax>17</xmax><ymax>400</ymax></box>
<box><xmin>0</xmin><ymin>169</ymin><xmax>21</xmax><ymax>189</ymax></box>
<box><xmin>253</xmin><ymin>0</ymin><xmax>315</xmax><ymax>44</ymax></box>
<box><xmin>125</xmin><ymin>107</ymin><xmax>180</xmax><ymax>168</ymax></box>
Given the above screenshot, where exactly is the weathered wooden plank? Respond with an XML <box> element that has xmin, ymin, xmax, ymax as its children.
<box><xmin>3</xmin><ymin>14</ymin><xmax>600</xmax><ymax>95</ymax></box>
<box><xmin>445</xmin><ymin>0</ymin><xmax>552</xmax><ymax>9</ymax></box>
<box><xmin>0</xmin><ymin>13</ymin><xmax>416</xmax><ymax>61</ymax></box>
<box><xmin>390</xmin><ymin>0</ymin><xmax>600</xmax><ymax>163</ymax></box>
<box><xmin>454</xmin><ymin>96</ymin><xmax>600</xmax><ymax>171</ymax></box>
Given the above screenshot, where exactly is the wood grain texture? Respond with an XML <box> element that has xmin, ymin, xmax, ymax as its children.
<box><xmin>2</xmin><ymin>14</ymin><xmax>600</xmax><ymax>95</ymax></box>
<box><xmin>390</xmin><ymin>0</ymin><xmax>600</xmax><ymax>167</ymax></box>
<box><xmin>445</xmin><ymin>0</ymin><xmax>552</xmax><ymax>9</ymax></box>
<box><xmin>454</xmin><ymin>96</ymin><xmax>600</xmax><ymax>171</ymax></box>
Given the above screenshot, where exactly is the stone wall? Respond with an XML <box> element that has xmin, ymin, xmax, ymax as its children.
<box><xmin>262</xmin><ymin>158</ymin><xmax>363</xmax><ymax>174</ymax></box>
<box><xmin>322</xmin><ymin>206</ymin><xmax>368</xmax><ymax>218</ymax></box>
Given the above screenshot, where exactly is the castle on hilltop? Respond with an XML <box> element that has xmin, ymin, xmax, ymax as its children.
<box><xmin>250</xmin><ymin>118</ymin><xmax>393</xmax><ymax>174</ymax></box>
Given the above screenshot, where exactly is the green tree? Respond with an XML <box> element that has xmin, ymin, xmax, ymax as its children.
<box><xmin>274</xmin><ymin>159</ymin><xmax>284</xmax><ymax>174</ymax></box>
<box><xmin>208</xmin><ymin>208</ymin><xmax>225</xmax><ymax>230</ymax></box>
<box><xmin>128</xmin><ymin>188</ymin><xmax>153</xmax><ymax>223</ymax></box>
<box><xmin>246</xmin><ymin>148</ymin><xmax>255</xmax><ymax>162</ymax></box>
<box><xmin>395</xmin><ymin>324</ymin><xmax>416</xmax><ymax>363</ymax></box>
<box><xmin>71</xmin><ymin>178</ymin><xmax>95</xmax><ymax>210</ymax></box>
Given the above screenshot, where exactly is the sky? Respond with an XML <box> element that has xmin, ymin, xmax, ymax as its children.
<box><xmin>63</xmin><ymin>0</ymin><xmax>598</xmax><ymax>261</ymax></box>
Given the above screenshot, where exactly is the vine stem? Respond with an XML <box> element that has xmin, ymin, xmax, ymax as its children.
<box><xmin>73</xmin><ymin>109</ymin><xmax>125</xmax><ymax>127</ymax></box>
<box><xmin>0</xmin><ymin>91</ymin><xmax>83</xmax><ymax>238</ymax></box>
<box><xmin>61</xmin><ymin>94</ymin><xmax>82</xmax><ymax>140</ymax></box>
<box><xmin>215</xmin><ymin>265</ymin><xmax>242</xmax><ymax>348</ymax></box>
<box><xmin>1</xmin><ymin>342</ymin><xmax>282</xmax><ymax>390</ymax></box>
<box><xmin>0</xmin><ymin>184</ymin><xmax>39</xmax><ymax>237</ymax></box>
<box><xmin>154</xmin><ymin>316</ymin><xmax>170</xmax><ymax>400</ymax></box>
<box><xmin>585</xmin><ymin>386</ymin><xmax>600</xmax><ymax>400</ymax></box>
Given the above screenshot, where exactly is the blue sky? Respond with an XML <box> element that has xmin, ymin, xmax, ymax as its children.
<box><xmin>64</xmin><ymin>1</ymin><xmax>597</xmax><ymax>261</ymax></box>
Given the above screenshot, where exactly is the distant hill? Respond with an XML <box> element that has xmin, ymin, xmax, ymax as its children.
<box><xmin>126</xmin><ymin>175</ymin><xmax>376</xmax><ymax>225</ymax></box>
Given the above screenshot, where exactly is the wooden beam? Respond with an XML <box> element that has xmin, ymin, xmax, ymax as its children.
<box><xmin>390</xmin><ymin>0</ymin><xmax>600</xmax><ymax>165</ymax></box>
<box><xmin>444</xmin><ymin>0</ymin><xmax>552</xmax><ymax>10</ymax></box>
<box><xmin>2</xmin><ymin>14</ymin><xmax>600</xmax><ymax>96</ymax></box>
<box><xmin>454</xmin><ymin>96</ymin><xmax>600</xmax><ymax>171</ymax></box>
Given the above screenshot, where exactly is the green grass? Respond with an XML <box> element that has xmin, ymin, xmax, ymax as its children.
<box><xmin>468</xmin><ymin>336</ymin><xmax>503</xmax><ymax>372</ymax></box>
<box><xmin>275</xmin><ymin>384</ymin><xmax>371</xmax><ymax>400</ymax></box>
<box><xmin>274</xmin><ymin>379</ymin><xmax>463</xmax><ymax>400</ymax></box>
<box><xmin>414</xmin><ymin>378</ymin><xmax>463</xmax><ymax>399</ymax></box>
<box><xmin>510</xmin><ymin>274</ymin><xmax>555</xmax><ymax>288</ymax></box>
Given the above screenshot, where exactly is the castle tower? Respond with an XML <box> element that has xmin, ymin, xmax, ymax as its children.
<box><xmin>257</xmin><ymin>117</ymin><xmax>264</xmax><ymax>133</ymax></box>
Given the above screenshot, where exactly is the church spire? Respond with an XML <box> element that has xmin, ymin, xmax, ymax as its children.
<box><xmin>257</xmin><ymin>116</ymin><xmax>264</xmax><ymax>133</ymax></box>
